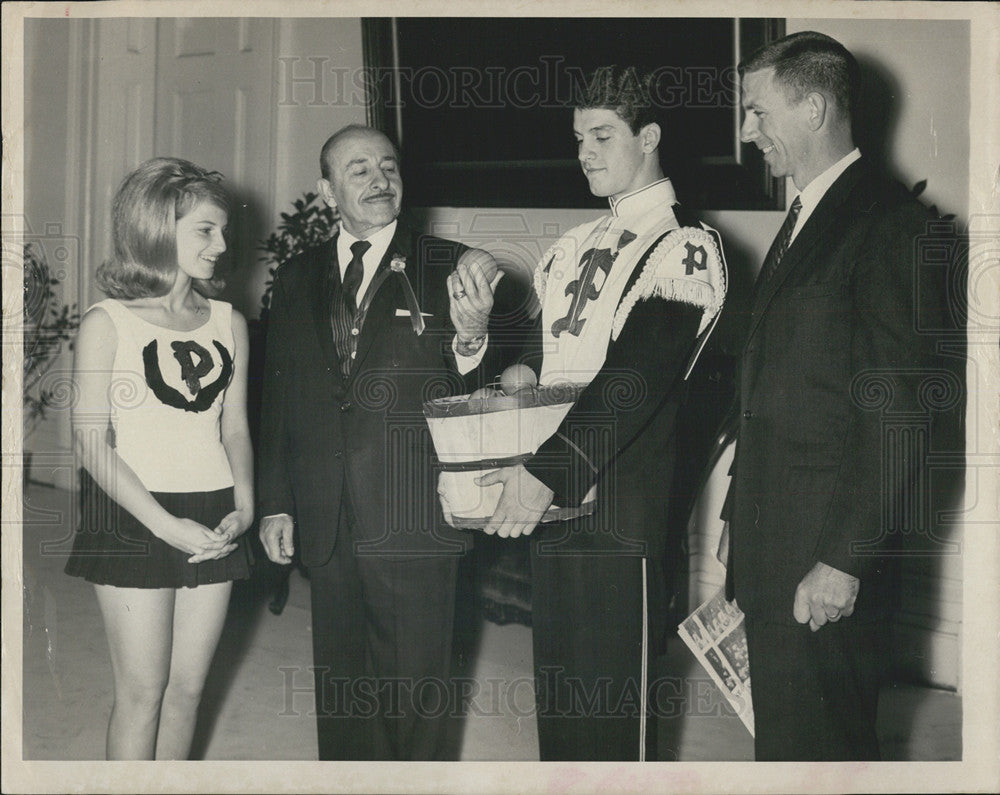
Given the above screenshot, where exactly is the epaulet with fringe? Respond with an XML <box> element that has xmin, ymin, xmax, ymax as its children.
<box><xmin>611</xmin><ymin>223</ymin><xmax>727</xmax><ymax>340</ymax></box>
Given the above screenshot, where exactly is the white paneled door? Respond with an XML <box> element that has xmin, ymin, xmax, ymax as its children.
<box><xmin>154</xmin><ymin>18</ymin><xmax>277</xmax><ymax>315</ymax></box>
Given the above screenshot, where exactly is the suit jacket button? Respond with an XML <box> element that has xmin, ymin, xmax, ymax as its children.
<box><xmin>340</xmin><ymin>401</ymin><xmax>351</xmax><ymax>412</ymax></box>
<box><xmin>743</xmin><ymin>410</ymin><xmax>753</xmax><ymax>420</ymax></box>
<box><xmin>334</xmin><ymin>450</ymin><xmax>343</xmax><ymax>459</ymax></box>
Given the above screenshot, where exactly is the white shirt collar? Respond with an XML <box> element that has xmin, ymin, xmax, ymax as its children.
<box><xmin>608</xmin><ymin>177</ymin><xmax>677</xmax><ymax>219</ymax></box>
<box><xmin>336</xmin><ymin>220</ymin><xmax>398</xmax><ymax>300</ymax></box>
<box><xmin>790</xmin><ymin>148</ymin><xmax>861</xmax><ymax>243</ymax></box>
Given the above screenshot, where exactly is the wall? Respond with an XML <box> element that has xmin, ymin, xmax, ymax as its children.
<box><xmin>23</xmin><ymin>20</ymin><xmax>72</xmax><ymax>460</ymax></box>
<box><xmin>22</xmin><ymin>20</ymin><xmax>83</xmax><ymax>483</ymax></box>
<box><xmin>23</xmin><ymin>23</ymin><xmax>70</xmax><ymax>251</ymax></box>
<box><xmin>786</xmin><ymin>18</ymin><xmax>969</xmax><ymax>221</ymax></box>
<box><xmin>272</xmin><ymin>19</ymin><xmax>366</xmax><ymax>216</ymax></box>
<box><xmin>256</xmin><ymin>19</ymin><xmax>367</xmax><ymax>316</ymax></box>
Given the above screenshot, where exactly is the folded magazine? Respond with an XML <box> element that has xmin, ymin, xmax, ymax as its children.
<box><xmin>677</xmin><ymin>587</ymin><xmax>755</xmax><ymax>736</ymax></box>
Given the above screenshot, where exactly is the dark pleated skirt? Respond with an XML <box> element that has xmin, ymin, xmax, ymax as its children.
<box><xmin>64</xmin><ymin>470</ymin><xmax>252</xmax><ymax>589</ymax></box>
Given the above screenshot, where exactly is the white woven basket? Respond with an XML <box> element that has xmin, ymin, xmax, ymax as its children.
<box><xmin>423</xmin><ymin>384</ymin><xmax>595</xmax><ymax>528</ymax></box>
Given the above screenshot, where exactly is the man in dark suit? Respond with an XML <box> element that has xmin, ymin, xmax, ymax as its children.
<box><xmin>257</xmin><ymin>124</ymin><xmax>507</xmax><ymax>760</ymax></box>
<box><xmin>722</xmin><ymin>32</ymin><xmax>946</xmax><ymax>760</ymax></box>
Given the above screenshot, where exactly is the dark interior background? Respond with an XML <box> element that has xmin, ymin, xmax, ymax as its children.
<box><xmin>370</xmin><ymin>17</ymin><xmax>784</xmax><ymax>209</ymax></box>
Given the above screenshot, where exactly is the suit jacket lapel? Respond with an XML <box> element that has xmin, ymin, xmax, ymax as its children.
<box><xmin>310</xmin><ymin>233</ymin><xmax>342</xmax><ymax>373</ymax></box>
<box><xmin>746</xmin><ymin>160</ymin><xmax>866</xmax><ymax>344</ymax></box>
<box><xmin>347</xmin><ymin>223</ymin><xmax>415</xmax><ymax>382</ymax></box>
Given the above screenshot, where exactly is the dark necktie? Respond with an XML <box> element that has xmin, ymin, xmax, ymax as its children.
<box><xmin>342</xmin><ymin>239</ymin><xmax>371</xmax><ymax>316</ymax></box>
<box><xmin>330</xmin><ymin>239</ymin><xmax>371</xmax><ymax>379</ymax></box>
<box><xmin>760</xmin><ymin>195</ymin><xmax>802</xmax><ymax>284</ymax></box>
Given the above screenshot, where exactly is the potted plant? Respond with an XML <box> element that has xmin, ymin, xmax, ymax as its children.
<box><xmin>256</xmin><ymin>191</ymin><xmax>338</xmax><ymax>322</ymax></box>
<box><xmin>22</xmin><ymin>242</ymin><xmax>80</xmax><ymax>481</ymax></box>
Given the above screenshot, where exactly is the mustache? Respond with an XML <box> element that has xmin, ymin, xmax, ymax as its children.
<box><xmin>366</xmin><ymin>191</ymin><xmax>397</xmax><ymax>201</ymax></box>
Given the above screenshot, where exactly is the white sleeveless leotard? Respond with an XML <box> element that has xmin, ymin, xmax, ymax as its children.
<box><xmin>91</xmin><ymin>298</ymin><xmax>236</xmax><ymax>493</ymax></box>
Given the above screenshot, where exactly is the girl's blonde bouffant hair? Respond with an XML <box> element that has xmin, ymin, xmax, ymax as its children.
<box><xmin>97</xmin><ymin>157</ymin><xmax>230</xmax><ymax>299</ymax></box>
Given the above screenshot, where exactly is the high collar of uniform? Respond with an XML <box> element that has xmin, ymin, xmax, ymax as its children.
<box><xmin>608</xmin><ymin>178</ymin><xmax>676</xmax><ymax>219</ymax></box>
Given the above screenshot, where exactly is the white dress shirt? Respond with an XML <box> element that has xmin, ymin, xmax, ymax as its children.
<box><xmin>789</xmin><ymin>148</ymin><xmax>861</xmax><ymax>245</ymax></box>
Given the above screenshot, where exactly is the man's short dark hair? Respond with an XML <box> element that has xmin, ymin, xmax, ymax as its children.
<box><xmin>574</xmin><ymin>65</ymin><xmax>657</xmax><ymax>135</ymax></box>
<box><xmin>739</xmin><ymin>31</ymin><xmax>861</xmax><ymax>119</ymax></box>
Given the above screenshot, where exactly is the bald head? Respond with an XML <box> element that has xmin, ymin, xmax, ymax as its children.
<box><xmin>320</xmin><ymin>125</ymin><xmax>399</xmax><ymax>180</ymax></box>
<box><xmin>317</xmin><ymin>125</ymin><xmax>403</xmax><ymax>238</ymax></box>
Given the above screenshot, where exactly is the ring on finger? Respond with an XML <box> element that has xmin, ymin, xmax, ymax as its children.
<box><xmin>453</xmin><ymin>290</ymin><xmax>466</xmax><ymax>300</ymax></box>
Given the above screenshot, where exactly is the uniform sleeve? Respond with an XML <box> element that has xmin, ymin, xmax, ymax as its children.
<box><xmin>523</xmin><ymin>297</ymin><xmax>702</xmax><ymax>505</ymax></box>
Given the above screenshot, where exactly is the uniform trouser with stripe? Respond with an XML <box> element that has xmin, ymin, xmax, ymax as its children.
<box><xmin>530</xmin><ymin>533</ymin><xmax>660</xmax><ymax>761</ymax></box>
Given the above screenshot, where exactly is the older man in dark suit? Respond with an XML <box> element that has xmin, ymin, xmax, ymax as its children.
<box><xmin>722</xmin><ymin>32</ymin><xmax>946</xmax><ymax>760</ymax></box>
<box><xmin>257</xmin><ymin>124</ymin><xmax>513</xmax><ymax>760</ymax></box>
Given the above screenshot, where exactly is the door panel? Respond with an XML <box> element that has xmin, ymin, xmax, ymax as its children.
<box><xmin>155</xmin><ymin>18</ymin><xmax>276</xmax><ymax>315</ymax></box>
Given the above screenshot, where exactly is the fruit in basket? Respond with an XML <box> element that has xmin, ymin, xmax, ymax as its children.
<box><xmin>469</xmin><ymin>386</ymin><xmax>500</xmax><ymax>400</ymax></box>
<box><xmin>499</xmin><ymin>364</ymin><xmax>538</xmax><ymax>396</ymax></box>
<box><xmin>468</xmin><ymin>386</ymin><xmax>503</xmax><ymax>412</ymax></box>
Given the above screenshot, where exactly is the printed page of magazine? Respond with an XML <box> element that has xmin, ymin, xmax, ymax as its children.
<box><xmin>677</xmin><ymin>587</ymin><xmax>755</xmax><ymax>736</ymax></box>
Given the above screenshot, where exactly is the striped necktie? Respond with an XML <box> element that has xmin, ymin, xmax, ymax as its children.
<box><xmin>342</xmin><ymin>239</ymin><xmax>370</xmax><ymax>316</ymax></box>
<box><xmin>761</xmin><ymin>196</ymin><xmax>802</xmax><ymax>284</ymax></box>
<box><xmin>331</xmin><ymin>239</ymin><xmax>371</xmax><ymax>378</ymax></box>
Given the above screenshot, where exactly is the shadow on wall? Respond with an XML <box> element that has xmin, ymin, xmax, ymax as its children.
<box><xmin>700</xmin><ymin>231</ymin><xmax>758</xmax><ymax>359</ymax></box>
<box><xmin>854</xmin><ymin>54</ymin><xmax>968</xmax><ymax>693</ymax></box>
<box><xmin>216</xmin><ymin>184</ymin><xmax>270</xmax><ymax>319</ymax></box>
<box><xmin>854</xmin><ymin>56</ymin><xmax>903</xmax><ymax>182</ymax></box>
